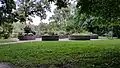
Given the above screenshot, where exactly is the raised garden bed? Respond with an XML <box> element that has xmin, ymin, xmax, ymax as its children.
<box><xmin>42</xmin><ymin>36</ymin><xmax>59</xmax><ymax>41</ymax></box>
<box><xmin>90</xmin><ymin>34</ymin><xmax>98</xmax><ymax>39</ymax></box>
<box><xmin>18</xmin><ymin>35</ymin><xmax>36</xmax><ymax>41</ymax></box>
<box><xmin>36</xmin><ymin>35</ymin><xmax>41</xmax><ymax>38</ymax></box>
<box><xmin>69</xmin><ymin>35</ymin><xmax>90</xmax><ymax>40</ymax></box>
<box><xmin>59</xmin><ymin>35</ymin><xmax>68</xmax><ymax>39</ymax></box>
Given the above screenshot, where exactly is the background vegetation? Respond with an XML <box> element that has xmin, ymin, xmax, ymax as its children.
<box><xmin>0</xmin><ymin>0</ymin><xmax>120</xmax><ymax>38</ymax></box>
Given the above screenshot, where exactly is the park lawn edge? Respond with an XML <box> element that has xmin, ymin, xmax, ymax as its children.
<box><xmin>0</xmin><ymin>40</ymin><xmax>120</xmax><ymax>68</ymax></box>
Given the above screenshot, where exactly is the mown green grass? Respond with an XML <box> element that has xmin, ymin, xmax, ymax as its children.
<box><xmin>0</xmin><ymin>40</ymin><xmax>120</xmax><ymax>68</ymax></box>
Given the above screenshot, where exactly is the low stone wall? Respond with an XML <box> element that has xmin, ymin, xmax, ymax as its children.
<box><xmin>69</xmin><ymin>35</ymin><xmax>90</xmax><ymax>40</ymax></box>
<box><xmin>42</xmin><ymin>36</ymin><xmax>59</xmax><ymax>41</ymax></box>
<box><xmin>18</xmin><ymin>35</ymin><xmax>36</xmax><ymax>41</ymax></box>
<box><xmin>36</xmin><ymin>35</ymin><xmax>41</xmax><ymax>38</ymax></box>
<box><xmin>90</xmin><ymin>34</ymin><xmax>98</xmax><ymax>39</ymax></box>
<box><xmin>59</xmin><ymin>35</ymin><xmax>68</xmax><ymax>39</ymax></box>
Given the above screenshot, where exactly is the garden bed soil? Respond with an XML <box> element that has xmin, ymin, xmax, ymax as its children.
<box><xmin>18</xmin><ymin>35</ymin><xmax>36</xmax><ymax>41</ymax></box>
<box><xmin>69</xmin><ymin>35</ymin><xmax>90</xmax><ymax>40</ymax></box>
<box><xmin>42</xmin><ymin>36</ymin><xmax>59</xmax><ymax>41</ymax></box>
<box><xmin>90</xmin><ymin>34</ymin><xmax>99</xmax><ymax>39</ymax></box>
<box><xmin>59</xmin><ymin>35</ymin><xmax>68</xmax><ymax>39</ymax></box>
<box><xmin>36</xmin><ymin>35</ymin><xmax>41</xmax><ymax>38</ymax></box>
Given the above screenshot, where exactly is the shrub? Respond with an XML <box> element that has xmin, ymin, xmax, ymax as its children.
<box><xmin>11</xmin><ymin>33</ymin><xmax>18</xmax><ymax>38</ymax></box>
<box><xmin>24</xmin><ymin>26</ymin><xmax>32</xmax><ymax>34</ymax></box>
<box><xmin>57</xmin><ymin>31</ymin><xmax>66</xmax><ymax>35</ymax></box>
<box><xmin>0</xmin><ymin>23</ymin><xmax>13</xmax><ymax>39</ymax></box>
<box><xmin>3</xmin><ymin>33</ymin><xmax>10</xmax><ymax>39</ymax></box>
<box><xmin>23</xmin><ymin>26</ymin><xmax>36</xmax><ymax>35</ymax></box>
<box><xmin>47</xmin><ymin>31</ymin><xmax>58</xmax><ymax>36</ymax></box>
<box><xmin>18</xmin><ymin>32</ymin><xmax>24</xmax><ymax>36</ymax></box>
<box><xmin>31</xmin><ymin>31</ymin><xmax>36</xmax><ymax>35</ymax></box>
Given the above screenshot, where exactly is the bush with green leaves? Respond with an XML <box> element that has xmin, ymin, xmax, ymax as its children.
<box><xmin>17</xmin><ymin>26</ymin><xmax>36</xmax><ymax>37</ymax></box>
<box><xmin>24</xmin><ymin>26</ymin><xmax>36</xmax><ymax>35</ymax></box>
<box><xmin>0</xmin><ymin>23</ymin><xmax>13</xmax><ymax>39</ymax></box>
<box><xmin>57</xmin><ymin>31</ymin><xmax>66</xmax><ymax>35</ymax></box>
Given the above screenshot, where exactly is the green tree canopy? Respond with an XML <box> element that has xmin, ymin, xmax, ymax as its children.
<box><xmin>0</xmin><ymin>0</ymin><xmax>16</xmax><ymax>38</ymax></box>
<box><xmin>15</xmin><ymin>0</ymin><xmax>51</xmax><ymax>23</ymax></box>
<box><xmin>76</xmin><ymin>0</ymin><xmax>120</xmax><ymax>21</ymax></box>
<box><xmin>72</xmin><ymin>0</ymin><xmax>120</xmax><ymax>37</ymax></box>
<box><xmin>0</xmin><ymin>0</ymin><xmax>16</xmax><ymax>24</ymax></box>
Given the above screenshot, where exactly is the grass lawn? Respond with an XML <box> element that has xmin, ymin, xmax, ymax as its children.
<box><xmin>0</xmin><ymin>39</ymin><xmax>17</xmax><ymax>43</ymax></box>
<box><xmin>0</xmin><ymin>40</ymin><xmax>120</xmax><ymax>68</ymax></box>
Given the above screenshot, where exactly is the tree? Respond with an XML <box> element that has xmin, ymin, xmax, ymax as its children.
<box><xmin>50</xmin><ymin>7</ymin><xmax>71</xmax><ymax>22</ymax></box>
<box><xmin>76</xmin><ymin>0</ymin><xmax>120</xmax><ymax>21</ymax></box>
<box><xmin>74</xmin><ymin>0</ymin><xmax>120</xmax><ymax>37</ymax></box>
<box><xmin>0</xmin><ymin>0</ymin><xmax>16</xmax><ymax>39</ymax></box>
<box><xmin>48</xmin><ymin>0</ymin><xmax>70</xmax><ymax>9</ymax></box>
<box><xmin>49</xmin><ymin>4</ymin><xmax>74</xmax><ymax>33</ymax></box>
<box><xmin>15</xmin><ymin>0</ymin><xmax>51</xmax><ymax>23</ymax></box>
<box><xmin>0</xmin><ymin>22</ymin><xmax>13</xmax><ymax>39</ymax></box>
<box><xmin>0</xmin><ymin>0</ymin><xmax>70</xmax><ymax>38</ymax></box>
<box><xmin>37</xmin><ymin>23</ymin><xmax>49</xmax><ymax>35</ymax></box>
<box><xmin>13</xmin><ymin>22</ymin><xmax>25</xmax><ymax>33</ymax></box>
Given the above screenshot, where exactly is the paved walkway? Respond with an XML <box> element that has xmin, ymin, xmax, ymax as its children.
<box><xmin>0</xmin><ymin>38</ymin><xmax>68</xmax><ymax>45</ymax></box>
<box><xmin>0</xmin><ymin>38</ymin><xmax>105</xmax><ymax>45</ymax></box>
<box><xmin>0</xmin><ymin>38</ymin><xmax>40</xmax><ymax>45</ymax></box>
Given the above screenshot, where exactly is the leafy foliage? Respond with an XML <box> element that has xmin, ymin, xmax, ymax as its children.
<box><xmin>76</xmin><ymin>0</ymin><xmax>120</xmax><ymax>21</ymax></box>
<box><xmin>49</xmin><ymin>4</ymin><xmax>75</xmax><ymax>34</ymax></box>
<box><xmin>15</xmin><ymin>0</ymin><xmax>51</xmax><ymax>23</ymax></box>
<box><xmin>0</xmin><ymin>23</ymin><xmax>13</xmax><ymax>39</ymax></box>
<box><xmin>13</xmin><ymin>22</ymin><xmax>25</xmax><ymax>33</ymax></box>
<box><xmin>1</xmin><ymin>0</ymin><xmax>120</xmax><ymax>38</ymax></box>
<box><xmin>48</xmin><ymin>0</ymin><xmax>70</xmax><ymax>9</ymax></box>
<box><xmin>0</xmin><ymin>0</ymin><xmax>16</xmax><ymax>24</ymax></box>
<box><xmin>0</xmin><ymin>0</ymin><xmax>16</xmax><ymax>38</ymax></box>
<box><xmin>73</xmin><ymin>0</ymin><xmax>120</xmax><ymax>37</ymax></box>
<box><xmin>24</xmin><ymin>26</ymin><xmax>36</xmax><ymax>35</ymax></box>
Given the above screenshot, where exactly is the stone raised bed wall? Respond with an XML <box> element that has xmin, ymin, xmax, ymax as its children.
<box><xmin>18</xmin><ymin>35</ymin><xmax>36</xmax><ymax>41</ymax></box>
<box><xmin>69</xmin><ymin>35</ymin><xmax>90</xmax><ymax>40</ymax></box>
<box><xmin>36</xmin><ymin>35</ymin><xmax>41</xmax><ymax>38</ymax></box>
<box><xmin>42</xmin><ymin>36</ymin><xmax>59</xmax><ymax>41</ymax></box>
<box><xmin>59</xmin><ymin>35</ymin><xmax>68</xmax><ymax>39</ymax></box>
<box><xmin>90</xmin><ymin>34</ymin><xmax>98</xmax><ymax>39</ymax></box>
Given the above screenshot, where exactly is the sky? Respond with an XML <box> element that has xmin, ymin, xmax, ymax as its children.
<box><xmin>0</xmin><ymin>2</ymin><xmax>2</xmax><ymax>7</ymax></box>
